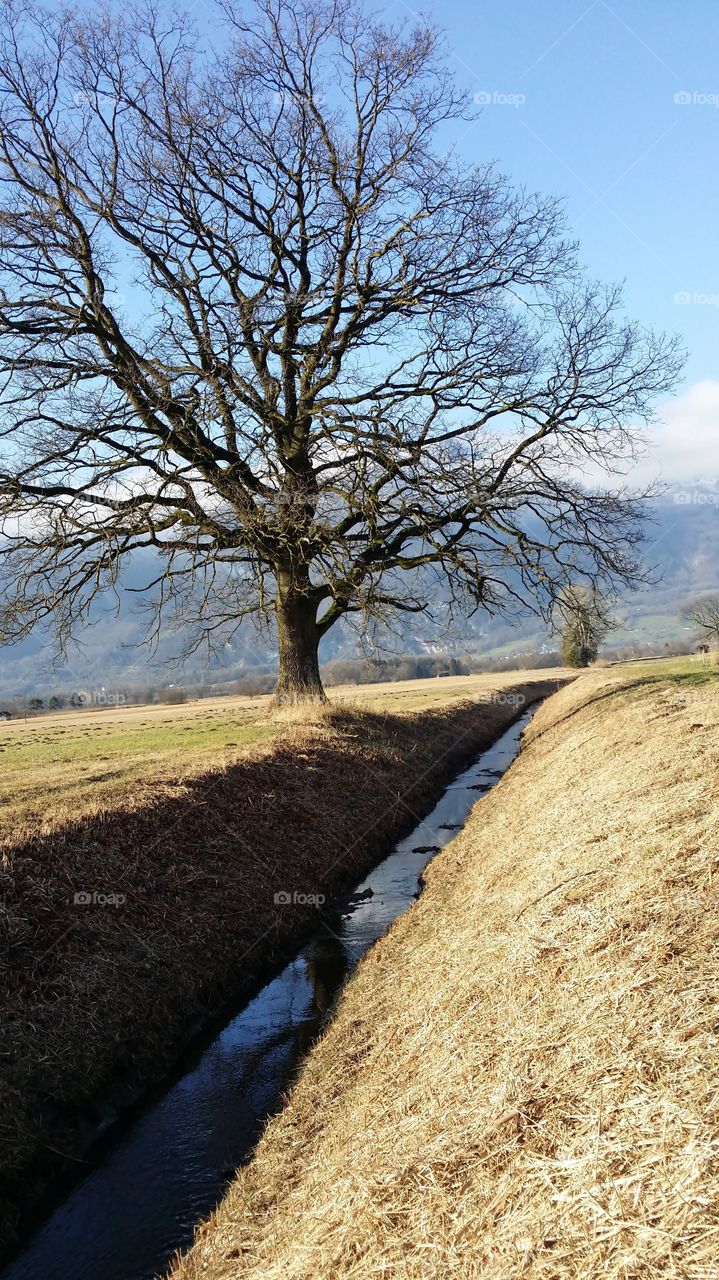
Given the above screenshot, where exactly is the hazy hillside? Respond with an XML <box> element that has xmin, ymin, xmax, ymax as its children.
<box><xmin>607</xmin><ymin>483</ymin><xmax>719</xmax><ymax>647</ymax></box>
<box><xmin>0</xmin><ymin>486</ymin><xmax>716</xmax><ymax>696</ymax></box>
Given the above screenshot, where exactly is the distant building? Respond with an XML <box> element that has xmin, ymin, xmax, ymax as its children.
<box><xmin>0</xmin><ymin>710</ymin><xmax>12</xmax><ymax>721</ymax></box>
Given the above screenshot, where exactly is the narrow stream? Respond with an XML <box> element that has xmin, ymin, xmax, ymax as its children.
<box><xmin>3</xmin><ymin>707</ymin><xmax>534</xmax><ymax>1280</ymax></box>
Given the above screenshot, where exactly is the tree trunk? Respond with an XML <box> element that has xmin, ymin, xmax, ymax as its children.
<box><xmin>273</xmin><ymin>573</ymin><xmax>326</xmax><ymax>705</ymax></box>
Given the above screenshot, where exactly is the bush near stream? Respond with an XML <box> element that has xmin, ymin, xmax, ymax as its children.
<box><xmin>0</xmin><ymin>680</ymin><xmax>561</xmax><ymax>1256</ymax></box>
<box><xmin>171</xmin><ymin>664</ymin><xmax>719</xmax><ymax>1280</ymax></box>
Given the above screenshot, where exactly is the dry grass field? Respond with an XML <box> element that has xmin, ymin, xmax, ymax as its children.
<box><xmin>0</xmin><ymin>669</ymin><xmax>571</xmax><ymax>843</ymax></box>
<box><xmin>0</xmin><ymin>671</ymin><xmax>565</xmax><ymax>1254</ymax></box>
<box><xmin>171</xmin><ymin>660</ymin><xmax>719</xmax><ymax>1280</ymax></box>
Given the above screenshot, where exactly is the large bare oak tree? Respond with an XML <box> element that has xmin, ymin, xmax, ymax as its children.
<box><xmin>0</xmin><ymin>0</ymin><xmax>682</xmax><ymax>701</ymax></box>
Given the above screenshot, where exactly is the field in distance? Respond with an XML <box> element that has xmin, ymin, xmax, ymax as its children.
<box><xmin>0</xmin><ymin>667</ymin><xmax>574</xmax><ymax>843</ymax></box>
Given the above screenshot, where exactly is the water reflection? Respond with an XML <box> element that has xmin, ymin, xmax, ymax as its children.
<box><xmin>295</xmin><ymin>921</ymin><xmax>349</xmax><ymax>1055</ymax></box>
<box><xmin>2</xmin><ymin>709</ymin><xmax>533</xmax><ymax>1280</ymax></box>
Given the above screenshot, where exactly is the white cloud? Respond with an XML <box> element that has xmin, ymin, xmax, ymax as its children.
<box><xmin>638</xmin><ymin>379</ymin><xmax>719</xmax><ymax>485</ymax></box>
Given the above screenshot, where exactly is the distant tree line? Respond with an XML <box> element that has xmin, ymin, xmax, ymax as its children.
<box><xmin>2</xmin><ymin>649</ymin><xmax>572</xmax><ymax>716</ymax></box>
<box><xmin>0</xmin><ymin>685</ymin><xmax>190</xmax><ymax>716</ymax></box>
<box><xmin>3</xmin><ymin>625</ymin><xmax>705</xmax><ymax>719</ymax></box>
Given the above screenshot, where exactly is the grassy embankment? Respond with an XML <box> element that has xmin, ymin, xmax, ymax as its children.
<box><xmin>0</xmin><ymin>669</ymin><xmax>564</xmax><ymax>1254</ymax></box>
<box><xmin>171</xmin><ymin>659</ymin><xmax>719</xmax><ymax>1280</ymax></box>
<box><xmin>0</xmin><ymin>671</ymin><xmax>555</xmax><ymax>842</ymax></box>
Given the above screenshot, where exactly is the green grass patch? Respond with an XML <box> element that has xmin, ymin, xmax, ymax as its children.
<box><xmin>611</xmin><ymin>655</ymin><xmax>719</xmax><ymax>691</ymax></box>
<box><xmin>0</xmin><ymin>719</ymin><xmax>276</xmax><ymax>773</ymax></box>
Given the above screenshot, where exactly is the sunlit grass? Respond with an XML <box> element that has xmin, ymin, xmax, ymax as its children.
<box><xmin>0</xmin><ymin>667</ymin><xmax>573</xmax><ymax>840</ymax></box>
<box><xmin>609</xmin><ymin>653</ymin><xmax>719</xmax><ymax>688</ymax></box>
<box><xmin>0</xmin><ymin>709</ymin><xmax>280</xmax><ymax>842</ymax></box>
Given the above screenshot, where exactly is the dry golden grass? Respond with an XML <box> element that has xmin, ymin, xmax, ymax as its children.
<box><xmin>171</xmin><ymin>666</ymin><xmax>719</xmax><ymax>1280</ymax></box>
<box><xmin>0</xmin><ymin>669</ymin><xmax>571</xmax><ymax>843</ymax></box>
<box><xmin>1</xmin><ymin>680</ymin><xmax>564</xmax><ymax>1255</ymax></box>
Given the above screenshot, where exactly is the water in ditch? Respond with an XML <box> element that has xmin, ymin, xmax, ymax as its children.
<box><xmin>3</xmin><ymin>707</ymin><xmax>534</xmax><ymax>1280</ymax></box>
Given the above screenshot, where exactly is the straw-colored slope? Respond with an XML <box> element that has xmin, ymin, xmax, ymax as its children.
<box><xmin>172</xmin><ymin>668</ymin><xmax>719</xmax><ymax>1279</ymax></box>
<box><xmin>3</xmin><ymin>683</ymin><xmax>560</xmax><ymax>1254</ymax></box>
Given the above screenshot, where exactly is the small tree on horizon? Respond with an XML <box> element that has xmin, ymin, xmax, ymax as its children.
<box><xmin>558</xmin><ymin>587</ymin><xmax>611</xmax><ymax>668</ymax></box>
<box><xmin>681</xmin><ymin>593</ymin><xmax>719</xmax><ymax>648</ymax></box>
<box><xmin>0</xmin><ymin>0</ymin><xmax>682</xmax><ymax>702</ymax></box>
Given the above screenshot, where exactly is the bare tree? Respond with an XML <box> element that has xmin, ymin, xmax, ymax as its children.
<box><xmin>556</xmin><ymin>585</ymin><xmax>611</xmax><ymax>668</ymax></box>
<box><xmin>681</xmin><ymin>594</ymin><xmax>719</xmax><ymax>647</ymax></box>
<box><xmin>0</xmin><ymin>0</ymin><xmax>683</xmax><ymax>702</ymax></box>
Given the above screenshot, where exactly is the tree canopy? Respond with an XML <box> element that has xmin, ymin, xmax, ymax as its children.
<box><xmin>0</xmin><ymin>0</ymin><xmax>683</xmax><ymax>699</ymax></box>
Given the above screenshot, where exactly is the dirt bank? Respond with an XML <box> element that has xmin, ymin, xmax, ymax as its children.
<box><xmin>170</xmin><ymin>667</ymin><xmax>719</xmax><ymax>1280</ymax></box>
<box><xmin>0</xmin><ymin>680</ymin><xmax>560</xmax><ymax>1256</ymax></box>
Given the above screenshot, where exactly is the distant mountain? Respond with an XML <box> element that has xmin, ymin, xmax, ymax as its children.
<box><xmin>607</xmin><ymin>482</ymin><xmax>719</xmax><ymax>647</ymax></box>
<box><xmin>0</xmin><ymin>485</ymin><xmax>716</xmax><ymax>696</ymax></box>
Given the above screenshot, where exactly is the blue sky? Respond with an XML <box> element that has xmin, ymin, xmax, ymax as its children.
<box><xmin>160</xmin><ymin>0</ymin><xmax>719</xmax><ymax>481</ymax></box>
<box><xmin>378</xmin><ymin>0</ymin><xmax>719</xmax><ymax>481</ymax></box>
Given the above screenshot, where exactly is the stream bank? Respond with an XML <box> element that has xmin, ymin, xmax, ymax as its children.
<box><xmin>168</xmin><ymin>669</ymin><xmax>719</xmax><ymax>1280</ymax></box>
<box><xmin>1</xmin><ymin>678</ymin><xmax>562</xmax><ymax>1261</ymax></box>
<box><xmin>3</xmin><ymin>708</ymin><xmax>539</xmax><ymax>1280</ymax></box>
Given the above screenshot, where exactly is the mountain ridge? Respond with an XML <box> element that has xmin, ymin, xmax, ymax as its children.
<box><xmin>1</xmin><ymin>487</ymin><xmax>716</xmax><ymax>695</ymax></box>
